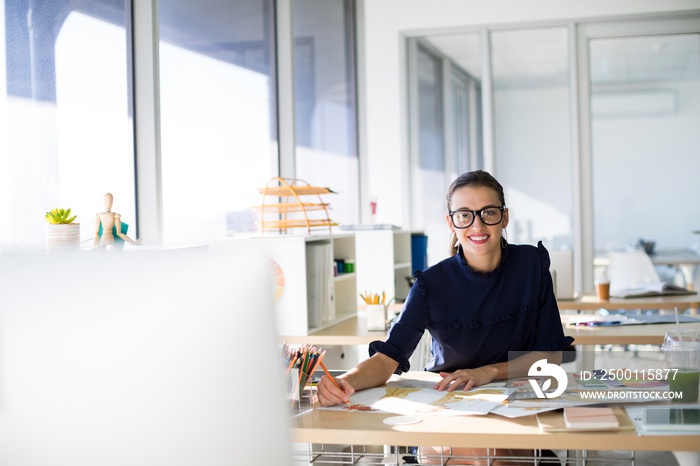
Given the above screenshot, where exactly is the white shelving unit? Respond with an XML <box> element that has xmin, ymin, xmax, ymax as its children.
<box><xmin>214</xmin><ymin>233</ymin><xmax>357</xmax><ymax>336</ymax></box>
<box><xmin>354</xmin><ymin>229</ymin><xmax>416</xmax><ymax>305</ymax></box>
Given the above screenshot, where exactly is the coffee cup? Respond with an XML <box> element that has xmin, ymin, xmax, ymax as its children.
<box><xmin>594</xmin><ymin>268</ymin><xmax>610</xmax><ymax>300</ymax></box>
<box><xmin>595</xmin><ymin>282</ymin><xmax>610</xmax><ymax>300</ymax></box>
<box><xmin>662</xmin><ymin>330</ymin><xmax>700</xmax><ymax>403</ymax></box>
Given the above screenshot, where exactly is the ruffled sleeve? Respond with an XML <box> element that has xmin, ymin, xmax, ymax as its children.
<box><xmin>368</xmin><ymin>273</ymin><xmax>430</xmax><ymax>374</ymax></box>
<box><xmin>368</xmin><ymin>340</ymin><xmax>412</xmax><ymax>374</ymax></box>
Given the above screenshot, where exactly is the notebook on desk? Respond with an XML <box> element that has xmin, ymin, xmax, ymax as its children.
<box><xmin>611</xmin><ymin>282</ymin><xmax>697</xmax><ymax>299</ymax></box>
<box><xmin>537</xmin><ymin>405</ymin><xmax>634</xmax><ymax>432</ymax></box>
<box><xmin>607</xmin><ymin>250</ymin><xmax>697</xmax><ymax>298</ymax></box>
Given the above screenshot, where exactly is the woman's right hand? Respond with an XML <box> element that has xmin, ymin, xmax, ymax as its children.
<box><xmin>316</xmin><ymin>375</ymin><xmax>354</xmax><ymax>406</ymax></box>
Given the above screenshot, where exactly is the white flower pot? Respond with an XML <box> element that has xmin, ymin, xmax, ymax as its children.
<box><xmin>46</xmin><ymin>223</ymin><xmax>81</xmax><ymax>252</ymax></box>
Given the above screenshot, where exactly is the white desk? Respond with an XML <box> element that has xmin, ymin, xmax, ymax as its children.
<box><xmin>558</xmin><ymin>293</ymin><xmax>700</xmax><ymax>312</ymax></box>
<box><xmin>564</xmin><ymin>320</ymin><xmax>700</xmax><ymax>346</ymax></box>
<box><xmin>282</xmin><ymin>315</ymin><xmax>700</xmax><ymax>347</ymax></box>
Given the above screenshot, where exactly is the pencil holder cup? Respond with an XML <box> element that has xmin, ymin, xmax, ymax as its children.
<box><xmin>366</xmin><ymin>304</ymin><xmax>387</xmax><ymax>331</ymax></box>
<box><xmin>286</xmin><ymin>368</ymin><xmax>316</xmax><ymax>415</ymax></box>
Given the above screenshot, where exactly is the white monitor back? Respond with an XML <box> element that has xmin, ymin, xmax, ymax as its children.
<box><xmin>0</xmin><ymin>249</ymin><xmax>291</xmax><ymax>466</ymax></box>
<box><xmin>607</xmin><ymin>250</ymin><xmax>661</xmax><ymax>295</ymax></box>
<box><xmin>549</xmin><ymin>250</ymin><xmax>574</xmax><ymax>300</ymax></box>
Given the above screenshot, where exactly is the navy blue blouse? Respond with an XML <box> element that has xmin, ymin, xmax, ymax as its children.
<box><xmin>369</xmin><ymin>241</ymin><xmax>574</xmax><ymax>374</ymax></box>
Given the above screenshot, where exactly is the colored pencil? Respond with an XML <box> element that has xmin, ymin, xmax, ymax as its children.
<box><xmin>320</xmin><ymin>361</ymin><xmax>350</xmax><ymax>406</ymax></box>
<box><xmin>283</xmin><ymin>344</ymin><xmax>351</xmax><ymax>406</ymax></box>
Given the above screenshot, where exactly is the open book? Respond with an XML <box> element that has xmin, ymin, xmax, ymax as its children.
<box><xmin>611</xmin><ymin>281</ymin><xmax>697</xmax><ymax>299</ymax></box>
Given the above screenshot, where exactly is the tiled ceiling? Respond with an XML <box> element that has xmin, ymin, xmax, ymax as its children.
<box><xmin>590</xmin><ymin>34</ymin><xmax>700</xmax><ymax>84</ymax></box>
<box><xmin>425</xmin><ymin>31</ymin><xmax>700</xmax><ymax>87</ymax></box>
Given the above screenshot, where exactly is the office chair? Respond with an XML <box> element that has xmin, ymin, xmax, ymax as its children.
<box><xmin>409</xmin><ymin>330</ymin><xmax>433</xmax><ymax>371</ymax></box>
<box><xmin>604</xmin><ymin>251</ymin><xmax>664</xmax><ymax>361</ymax></box>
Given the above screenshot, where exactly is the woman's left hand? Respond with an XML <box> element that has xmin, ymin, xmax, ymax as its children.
<box><xmin>434</xmin><ymin>366</ymin><xmax>497</xmax><ymax>392</ymax></box>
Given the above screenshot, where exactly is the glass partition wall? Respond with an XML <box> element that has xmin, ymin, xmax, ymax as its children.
<box><xmin>407</xmin><ymin>34</ymin><xmax>483</xmax><ymax>265</ymax></box>
<box><xmin>580</xmin><ymin>17</ymin><xmax>700</xmax><ymax>290</ymax></box>
<box><xmin>589</xmin><ymin>34</ymin><xmax>700</xmax><ymax>253</ymax></box>
<box><xmin>407</xmin><ymin>14</ymin><xmax>700</xmax><ymax>293</ymax></box>
<box><xmin>408</xmin><ymin>27</ymin><xmax>573</xmax><ymax>268</ymax></box>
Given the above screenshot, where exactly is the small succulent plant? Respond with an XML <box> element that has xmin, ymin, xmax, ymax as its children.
<box><xmin>45</xmin><ymin>208</ymin><xmax>77</xmax><ymax>224</ymax></box>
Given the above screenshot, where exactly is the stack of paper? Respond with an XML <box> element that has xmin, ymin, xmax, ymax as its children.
<box><xmin>537</xmin><ymin>405</ymin><xmax>634</xmax><ymax>432</ymax></box>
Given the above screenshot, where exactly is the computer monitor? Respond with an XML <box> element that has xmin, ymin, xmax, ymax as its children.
<box><xmin>0</xmin><ymin>249</ymin><xmax>291</xmax><ymax>466</ymax></box>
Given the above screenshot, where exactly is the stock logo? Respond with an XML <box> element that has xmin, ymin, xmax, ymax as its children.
<box><xmin>527</xmin><ymin>359</ymin><xmax>568</xmax><ymax>399</ymax></box>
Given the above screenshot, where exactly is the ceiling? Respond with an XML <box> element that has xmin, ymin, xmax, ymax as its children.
<box><xmin>424</xmin><ymin>30</ymin><xmax>700</xmax><ymax>88</ymax></box>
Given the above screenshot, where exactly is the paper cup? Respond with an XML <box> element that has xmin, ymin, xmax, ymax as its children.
<box><xmin>596</xmin><ymin>282</ymin><xmax>610</xmax><ymax>300</ymax></box>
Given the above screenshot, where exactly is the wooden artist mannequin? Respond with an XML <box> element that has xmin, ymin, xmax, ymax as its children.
<box><xmin>94</xmin><ymin>192</ymin><xmax>139</xmax><ymax>248</ymax></box>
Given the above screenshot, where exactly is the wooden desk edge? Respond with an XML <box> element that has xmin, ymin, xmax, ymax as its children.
<box><xmin>290</xmin><ymin>411</ymin><xmax>700</xmax><ymax>451</ymax></box>
<box><xmin>558</xmin><ymin>295</ymin><xmax>700</xmax><ymax>311</ymax></box>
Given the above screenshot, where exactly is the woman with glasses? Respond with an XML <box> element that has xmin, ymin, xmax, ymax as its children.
<box><xmin>317</xmin><ymin>170</ymin><xmax>573</xmax><ymax>464</ymax></box>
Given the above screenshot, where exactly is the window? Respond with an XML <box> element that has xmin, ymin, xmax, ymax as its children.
<box><xmin>3</xmin><ymin>0</ymin><xmax>359</xmax><ymax>249</ymax></box>
<box><xmin>1</xmin><ymin>1</ymin><xmax>134</xmax><ymax>251</ymax></box>
<box><xmin>292</xmin><ymin>0</ymin><xmax>359</xmax><ymax>227</ymax></box>
<box><xmin>158</xmin><ymin>0</ymin><xmax>278</xmax><ymax>243</ymax></box>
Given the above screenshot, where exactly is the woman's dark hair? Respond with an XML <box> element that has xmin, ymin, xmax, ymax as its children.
<box><xmin>447</xmin><ymin>170</ymin><xmax>506</xmax><ymax>256</ymax></box>
<box><xmin>446</xmin><ymin>170</ymin><xmax>505</xmax><ymax>212</ymax></box>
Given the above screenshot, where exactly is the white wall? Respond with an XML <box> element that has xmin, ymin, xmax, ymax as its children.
<box><xmin>360</xmin><ymin>0</ymin><xmax>700</xmax><ymax>228</ymax></box>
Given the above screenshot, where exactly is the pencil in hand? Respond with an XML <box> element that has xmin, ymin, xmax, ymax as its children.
<box><xmin>320</xmin><ymin>361</ymin><xmax>351</xmax><ymax>406</ymax></box>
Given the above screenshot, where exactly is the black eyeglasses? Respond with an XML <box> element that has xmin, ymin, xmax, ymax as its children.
<box><xmin>449</xmin><ymin>206</ymin><xmax>505</xmax><ymax>229</ymax></box>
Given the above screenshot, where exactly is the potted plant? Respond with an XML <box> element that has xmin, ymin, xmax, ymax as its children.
<box><xmin>45</xmin><ymin>208</ymin><xmax>80</xmax><ymax>251</ymax></box>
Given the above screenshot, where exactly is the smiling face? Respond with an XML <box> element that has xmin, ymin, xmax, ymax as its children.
<box><xmin>447</xmin><ymin>185</ymin><xmax>509</xmax><ymax>272</ymax></box>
